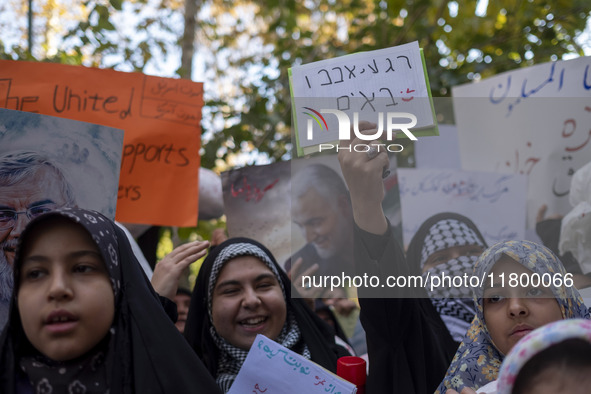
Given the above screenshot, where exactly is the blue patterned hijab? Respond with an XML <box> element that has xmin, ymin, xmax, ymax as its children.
<box><xmin>436</xmin><ymin>240</ymin><xmax>589</xmax><ymax>393</ymax></box>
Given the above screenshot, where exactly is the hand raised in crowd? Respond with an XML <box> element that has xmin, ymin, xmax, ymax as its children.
<box><xmin>324</xmin><ymin>297</ymin><xmax>358</xmax><ymax>317</ymax></box>
<box><xmin>536</xmin><ymin>203</ymin><xmax>563</xmax><ymax>223</ymax></box>
<box><xmin>151</xmin><ymin>240</ymin><xmax>210</xmax><ymax>300</ymax></box>
<box><xmin>210</xmin><ymin>228</ymin><xmax>228</xmax><ymax>247</ymax></box>
<box><xmin>288</xmin><ymin>257</ymin><xmax>323</xmax><ymax>300</ymax></box>
<box><xmin>337</xmin><ymin>120</ymin><xmax>389</xmax><ymax>235</ymax></box>
<box><xmin>320</xmin><ymin>287</ymin><xmax>358</xmax><ymax>316</ymax></box>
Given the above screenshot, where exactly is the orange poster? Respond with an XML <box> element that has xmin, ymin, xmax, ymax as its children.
<box><xmin>0</xmin><ymin>60</ymin><xmax>203</xmax><ymax>227</ymax></box>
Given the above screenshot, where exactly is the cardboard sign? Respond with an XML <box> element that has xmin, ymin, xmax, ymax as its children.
<box><xmin>289</xmin><ymin>41</ymin><xmax>438</xmax><ymax>156</ymax></box>
<box><xmin>0</xmin><ymin>60</ymin><xmax>203</xmax><ymax>226</ymax></box>
<box><xmin>453</xmin><ymin>56</ymin><xmax>591</xmax><ymax>228</ymax></box>
<box><xmin>414</xmin><ymin>124</ymin><xmax>461</xmax><ymax>169</ymax></box>
<box><xmin>228</xmin><ymin>335</ymin><xmax>356</xmax><ymax>394</ymax></box>
<box><xmin>398</xmin><ymin>168</ymin><xmax>527</xmax><ymax>249</ymax></box>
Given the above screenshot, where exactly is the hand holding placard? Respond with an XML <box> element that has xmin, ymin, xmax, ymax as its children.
<box><xmin>289</xmin><ymin>41</ymin><xmax>438</xmax><ymax>156</ymax></box>
<box><xmin>227</xmin><ymin>335</ymin><xmax>357</xmax><ymax>394</ymax></box>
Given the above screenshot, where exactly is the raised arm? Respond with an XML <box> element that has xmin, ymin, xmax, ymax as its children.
<box><xmin>337</xmin><ymin>121</ymin><xmax>388</xmax><ymax>235</ymax></box>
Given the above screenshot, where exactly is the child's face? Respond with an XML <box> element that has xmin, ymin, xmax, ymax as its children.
<box><xmin>17</xmin><ymin>218</ymin><xmax>115</xmax><ymax>361</ymax></box>
<box><xmin>483</xmin><ymin>256</ymin><xmax>563</xmax><ymax>355</ymax></box>
<box><xmin>521</xmin><ymin>366</ymin><xmax>591</xmax><ymax>394</ymax></box>
<box><xmin>173</xmin><ymin>293</ymin><xmax>191</xmax><ymax>333</ymax></box>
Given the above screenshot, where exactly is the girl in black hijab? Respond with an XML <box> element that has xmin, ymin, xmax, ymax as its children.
<box><xmin>0</xmin><ymin>207</ymin><xmax>221</xmax><ymax>394</ymax></box>
<box><xmin>184</xmin><ymin>237</ymin><xmax>349</xmax><ymax>393</ymax></box>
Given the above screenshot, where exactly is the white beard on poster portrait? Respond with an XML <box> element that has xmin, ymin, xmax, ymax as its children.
<box><xmin>0</xmin><ymin>242</ymin><xmax>14</xmax><ymax>304</ymax></box>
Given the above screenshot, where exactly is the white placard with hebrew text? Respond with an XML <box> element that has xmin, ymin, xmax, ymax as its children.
<box><xmin>228</xmin><ymin>335</ymin><xmax>356</xmax><ymax>394</ymax></box>
<box><xmin>290</xmin><ymin>41</ymin><xmax>435</xmax><ymax>154</ymax></box>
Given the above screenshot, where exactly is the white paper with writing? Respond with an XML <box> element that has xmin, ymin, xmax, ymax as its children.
<box><xmin>414</xmin><ymin>124</ymin><xmax>461</xmax><ymax>169</ymax></box>
<box><xmin>398</xmin><ymin>168</ymin><xmax>527</xmax><ymax>248</ymax></box>
<box><xmin>290</xmin><ymin>41</ymin><xmax>434</xmax><ymax>150</ymax></box>
<box><xmin>453</xmin><ymin>56</ymin><xmax>591</xmax><ymax>228</ymax></box>
<box><xmin>228</xmin><ymin>335</ymin><xmax>357</xmax><ymax>394</ymax></box>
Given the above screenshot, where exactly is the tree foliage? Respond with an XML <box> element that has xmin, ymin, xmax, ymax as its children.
<box><xmin>1</xmin><ymin>0</ymin><xmax>590</xmax><ymax>169</ymax></box>
<box><xmin>199</xmin><ymin>0</ymin><xmax>590</xmax><ymax>167</ymax></box>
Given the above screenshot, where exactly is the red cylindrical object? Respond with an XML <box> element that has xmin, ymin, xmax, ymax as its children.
<box><xmin>337</xmin><ymin>356</ymin><xmax>366</xmax><ymax>394</ymax></box>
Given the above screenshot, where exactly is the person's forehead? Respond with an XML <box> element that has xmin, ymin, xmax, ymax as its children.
<box><xmin>174</xmin><ymin>293</ymin><xmax>191</xmax><ymax>302</ymax></box>
<box><xmin>0</xmin><ymin>166</ymin><xmax>68</xmax><ymax>207</ymax></box>
<box><xmin>490</xmin><ymin>255</ymin><xmax>530</xmax><ymax>274</ymax></box>
<box><xmin>217</xmin><ymin>255</ymin><xmax>273</xmax><ymax>280</ymax></box>
<box><xmin>293</xmin><ymin>188</ymin><xmax>335</xmax><ymax>215</ymax></box>
<box><xmin>22</xmin><ymin>218</ymin><xmax>100</xmax><ymax>258</ymax></box>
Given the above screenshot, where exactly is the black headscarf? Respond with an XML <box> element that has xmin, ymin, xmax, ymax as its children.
<box><xmin>0</xmin><ymin>207</ymin><xmax>221</xmax><ymax>394</ymax></box>
<box><xmin>184</xmin><ymin>237</ymin><xmax>348</xmax><ymax>391</ymax></box>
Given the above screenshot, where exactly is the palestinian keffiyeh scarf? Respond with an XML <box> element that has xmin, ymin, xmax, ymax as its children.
<box><xmin>419</xmin><ymin>218</ymin><xmax>486</xmax><ymax>341</ymax></box>
<box><xmin>419</xmin><ymin>219</ymin><xmax>485</xmax><ymax>267</ymax></box>
<box><xmin>206</xmin><ymin>242</ymin><xmax>310</xmax><ymax>393</ymax></box>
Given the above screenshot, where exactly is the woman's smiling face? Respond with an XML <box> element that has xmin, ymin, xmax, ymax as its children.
<box><xmin>211</xmin><ymin>256</ymin><xmax>287</xmax><ymax>350</ymax></box>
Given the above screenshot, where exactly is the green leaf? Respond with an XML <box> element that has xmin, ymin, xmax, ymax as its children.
<box><xmin>110</xmin><ymin>0</ymin><xmax>123</xmax><ymax>11</ymax></box>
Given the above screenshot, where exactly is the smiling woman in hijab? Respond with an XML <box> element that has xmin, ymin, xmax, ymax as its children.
<box><xmin>0</xmin><ymin>207</ymin><xmax>221</xmax><ymax>394</ymax></box>
<box><xmin>406</xmin><ymin>212</ymin><xmax>488</xmax><ymax>343</ymax></box>
<box><xmin>183</xmin><ymin>237</ymin><xmax>350</xmax><ymax>393</ymax></box>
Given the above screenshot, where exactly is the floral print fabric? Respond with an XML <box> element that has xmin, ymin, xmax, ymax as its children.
<box><xmin>496</xmin><ymin>318</ymin><xmax>591</xmax><ymax>394</ymax></box>
<box><xmin>435</xmin><ymin>240</ymin><xmax>589</xmax><ymax>393</ymax></box>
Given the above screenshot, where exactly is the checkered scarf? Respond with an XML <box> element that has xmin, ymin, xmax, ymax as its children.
<box><xmin>422</xmin><ymin>255</ymin><xmax>480</xmax><ymax>341</ymax></box>
<box><xmin>206</xmin><ymin>242</ymin><xmax>310</xmax><ymax>392</ymax></box>
<box><xmin>419</xmin><ymin>219</ymin><xmax>485</xmax><ymax>341</ymax></box>
<box><xmin>422</xmin><ymin>255</ymin><xmax>477</xmax><ymax>299</ymax></box>
<box><xmin>420</xmin><ymin>219</ymin><xmax>485</xmax><ymax>268</ymax></box>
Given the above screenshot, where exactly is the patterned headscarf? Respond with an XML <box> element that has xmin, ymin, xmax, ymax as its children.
<box><xmin>411</xmin><ymin>215</ymin><xmax>487</xmax><ymax>342</ymax></box>
<box><xmin>207</xmin><ymin>242</ymin><xmax>286</xmax><ymax>317</ymax></box>
<box><xmin>184</xmin><ymin>237</ymin><xmax>347</xmax><ymax>394</ymax></box>
<box><xmin>435</xmin><ymin>240</ymin><xmax>590</xmax><ymax>394</ymax></box>
<box><xmin>14</xmin><ymin>209</ymin><xmax>120</xmax><ymax>394</ymax></box>
<box><xmin>204</xmin><ymin>241</ymin><xmax>309</xmax><ymax>393</ymax></box>
<box><xmin>419</xmin><ymin>219</ymin><xmax>485</xmax><ymax>268</ymax></box>
<box><xmin>496</xmin><ymin>318</ymin><xmax>591</xmax><ymax>394</ymax></box>
<box><xmin>0</xmin><ymin>207</ymin><xmax>222</xmax><ymax>394</ymax></box>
